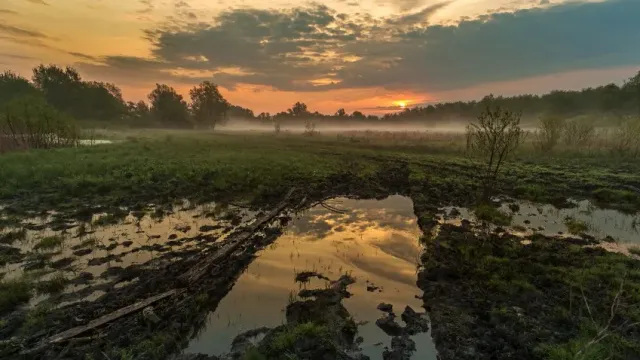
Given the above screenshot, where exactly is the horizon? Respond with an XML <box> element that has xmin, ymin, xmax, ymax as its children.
<box><xmin>1</xmin><ymin>0</ymin><xmax>639</xmax><ymax>114</ymax></box>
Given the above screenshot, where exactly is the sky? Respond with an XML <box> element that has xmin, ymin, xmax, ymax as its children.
<box><xmin>0</xmin><ymin>0</ymin><xmax>639</xmax><ymax>114</ymax></box>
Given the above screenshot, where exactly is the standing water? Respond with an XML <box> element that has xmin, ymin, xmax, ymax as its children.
<box><xmin>186</xmin><ymin>195</ymin><xmax>437</xmax><ymax>359</ymax></box>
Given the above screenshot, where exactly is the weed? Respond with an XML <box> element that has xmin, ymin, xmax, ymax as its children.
<box><xmin>33</xmin><ymin>235</ymin><xmax>64</xmax><ymax>251</ymax></box>
<box><xmin>474</xmin><ymin>204</ymin><xmax>512</xmax><ymax>226</ymax></box>
<box><xmin>0</xmin><ymin>229</ymin><xmax>26</xmax><ymax>245</ymax></box>
<box><xmin>20</xmin><ymin>301</ymin><xmax>53</xmax><ymax>334</ymax></box>
<box><xmin>268</xmin><ymin>323</ymin><xmax>330</xmax><ymax>354</ymax></box>
<box><xmin>35</xmin><ymin>272</ymin><xmax>68</xmax><ymax>295</ymax></box>
<box><xmin>0</xmin><ymin>277</ymin><xmax>32</xmax><ymax>315</ymax></box>
<box><xmin>564</xmin><ymin>217</ymin><xmax>589</xmax><ymax>235</ymax></box>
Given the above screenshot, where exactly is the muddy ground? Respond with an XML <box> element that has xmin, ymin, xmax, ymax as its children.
<box><xmin>0</xmin><ymin>161</ymin><xmax>639</xmax><ymax>359</ymax></box>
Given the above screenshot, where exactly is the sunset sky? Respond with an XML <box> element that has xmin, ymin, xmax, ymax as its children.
<box><xmin>1</xmin><ymin>0</ymin><xmax>639</xmax><ymax>114</ymax></box>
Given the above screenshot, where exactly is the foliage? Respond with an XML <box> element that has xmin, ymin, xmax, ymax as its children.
<box><xmin>0</xmin><ymin>229</ymin><xmax>26</xmax><ymax>245</ymax></box>
<box><xmin>189</xmin><ymin>81</ymin><xmax>229</xmax><ymax>129</ymax></box>
<box><xmin>534</xmin><ymin>115</ymin><xmax>565</xmax><ymax>152</ymax></box>
<box><xmin>0</xmin><ymin>277</ymin><xmax>32</xmax><ymax>315</ymax></box>
<box><xmin>564</xmin><ymin>119</ymin><xmax>596</xmax><ymax>147</ymax></box>
<box><xmin>0</xmin><ymin>96</ymin><xmax>79</xmax><ymax>152</ymax></box>
<box><xmin>33</xmin><ymin>235</ymin><xmax>65</xmax><ymax>251</ymax></box>
<box><xmin>267</xmin><ymin>323</ymin><xmax>330</xmax><ymax>355</ymax></box>
<box><xmin>563</xmin><ymin>217</ymin><xmax>589</xmax><ymax>235</ymax></box>
<box><xmin>629</xmin><ymin>247</ymin><xmax>640</xmax><ymax>257</ymax></box>
<box><xmin>609</xmin><ymin>118</ymin><xmax>640</xmax><ymax>156</ymax></box>
<box><xmin>0</xmin><ymin>71</ymin><xmax>40</xmax><ymax>108</ymax></box>
<box><xmin>474</xmin><ymin>204</ymin><xmax>512</xmax><ymax>226</ymax></box>
<box><xmin>303</xmin><ymin>120</ymin><xmax>317</xmax><ymax>136</ymax></box>
<box><xmin>466</xmin><ymin>96</ymin><xmax>523</xmax><ymax>200</ymax></box>
<box><xmin>288</xmin><ymin>102</ymin><xmax>309</xmax><ymax>117</ymax></box>
<box><xmin>32</xmin><ymin>65</ymin><xmax>126</xmax><ymax>121</ymax></box>
<box><xmin>148</xmin><ymin>84</ymin><xmax>190</xmax><ymax>127</ymax></box>
<box><xmin>35</xmin><ymin>272</ymin><xmax>68</xmax><ymax>295</ymax></box>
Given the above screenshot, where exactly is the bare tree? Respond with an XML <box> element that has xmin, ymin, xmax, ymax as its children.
<box><xmin>466</xmin><ymin>96</ymin><xmax>523</xmax><ymax>201</ymax></box>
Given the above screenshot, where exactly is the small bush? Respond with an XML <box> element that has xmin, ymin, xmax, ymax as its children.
<box><xmin>35</xmin><ymin>272</ymin><xmax>68</xmax><ymax>295</ymax></box>
<box><xmin>533</xmin><ymin>115</ymin><xmax>565</xmax><ymax>152</ymax></box>
<box><xmin>268</xmin><ymin>323</ymin><xmax>329</xmax><ymax>354</ymax></box>
<box><xmin>610</xmin><ymin>118</ymin><xmax>640</xmax><ymax>156</ymax></box>
<box><xmin>0</xmin><ymin>96</ymin><xmax>79</xmax><ymax>152</ymax></box>
<box><xmin>564</xmin><ymin>119</ymin><xmax>595</xmax><ymax>147</ymax></box>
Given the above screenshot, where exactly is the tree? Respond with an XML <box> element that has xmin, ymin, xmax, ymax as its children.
<box><xmin>288</xmin><ymin>102</ymin><xmax>308</xmax><ymax>117</ymax></box>
<box><xmin>335</xmin><ymin>108</ymin><xmax>346</xmax><ymax>117</ymax></box>
<box><xmin>32</xmin><ymin>65</ymin><xmax>83</xmax><ymax>115</ymax></box>
<box><xmin>533</xmin><ymin>115</ymin><xmax>565</xmax><ymax>152</ymax></box>
<box><xmin>351</xmin><ymin>111</ymin><xmax>365</xmax><ymax>120</ymax></box>
<box><xmin>466</xmin><ymin>96</ymin><xmax>523</xmax><ymax>200</ymax></box>
<box><xmin>148</xmin><ymin>84</ymin><xmax>190</xmax><ymax>127</ymax></box>
<box><xmin>189</xmin><ymin>81</ymin><xmax>229</xmax><ymax>129</ymax></box>
<box><xmin>0</xmin><ymin>71</ymin><xmax>40</xmax><ymax>108</ymax></box>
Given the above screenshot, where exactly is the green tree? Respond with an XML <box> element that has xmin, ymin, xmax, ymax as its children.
<box><xmin>189</xmin><ymin>81</ymin><xmax>229</xmax><ymax>129</ymax></box>
<box><xmin>32</xmin><ymin>65</ymin><xmax>82</xmax><ymax>115</ymax></box>
<box><xmin>148</xmin><ymin>84</ymin><xmax>190</xmax><ymax>127</ymax></box>
<box><xmin>0</xmin><ymin>71</ymin><xmax>40</xmax><ymax>107</ymax></box>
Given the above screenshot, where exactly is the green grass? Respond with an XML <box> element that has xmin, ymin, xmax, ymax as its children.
<box><xmin>268</xmin><ymin>322</ymin><xmax>330</xmax><ymax>355</ymax></box>
<box><xmin>629</xmin><ymin>246</ymin><xmax>640</xmax><ymax>257</ymax></box>
<box><xmin>33</xmin><ymin>235</ymin><xmax>65</xmax><ymax>251</ymax></box>
<box><xmin>564</xmin><ymin>217</ymin><xmax>589</xmax><ymax>235</ymax></box>
<box><xmin>474</xmin><ymin>204</ymin><xmax>513</xmax><ymax>226</ymax></box>
<box><xmin>1</xmin><ymin>132</ymin><xmax>640</xmax><ymax>222</ymax></box>
<box><xmin>0</xmin><ymin>277</ymin><xmax>32</xmax><ymax>315</ymax></box>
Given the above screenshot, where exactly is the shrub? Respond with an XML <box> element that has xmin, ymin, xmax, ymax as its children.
<box><xmin>0</xmin><ymin>96</ymin><xmax>78</xmax><ymax>152</ymax></box>
<box><xmin>533</xmin><ymin>115</ymin><xmax>565</xmax><ymax>152</ymax></box>
<box><xmin>563</xmin><ymin>119</ymin><xmax>596</xmax><ymax>147</ymax></box>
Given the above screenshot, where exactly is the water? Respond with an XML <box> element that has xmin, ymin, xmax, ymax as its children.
<box><xmin>0</xmin><ymin>201</ymin><xmax>254</xmax><ymax>304</ymax></box>
<box><xmin>186</xmin><ymin>195</ymin><xmax>437</xmax><ymax>359</ymax></box>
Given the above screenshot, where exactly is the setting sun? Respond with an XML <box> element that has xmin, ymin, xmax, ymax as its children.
<box><xmin>396</xmin><ymin>101</ymin><xmax>407</xmax><ymax>108</ymax></box>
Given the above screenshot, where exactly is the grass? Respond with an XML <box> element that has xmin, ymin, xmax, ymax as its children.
<box><xmin>0</xmin><ymin>277</ymin><xmax>32</xmax><ymax>315</ymax></box>
<box><xmin>629</xmin><ymin>246</ymin><xmax>640</xmax><ymax>257</ymax></box>
<box><xmin>564</xmin><ymin>217</ymin><xmax>589</xmax><ymax>235</ymax></box>
<box><xmin>268</xmin><ymin>322</ymin><xmax>330</xmax><ymax>355</ymax></box>
<box><xmin>474</xmin><ymin>204</ymin><xmax>513</xmax><ymax>226</ymax></box>
<box><xmin>0</xmin><ymin>229</ymin><xmax>26</xmax><ymax>245</ymax></box>
<box><xmin>33</xmin><ymin>235</ymin><xmax>64</xmax><ymax>251</ymax></box>
<box><xmin>34</xmin><ymin>272</ymin><xmax>67</xmax><ymax>295</ymax></box>
<box><xmin>1</xmin><ymin>132</ymin><xmax>640</xmax><ymax>224</ymax></box>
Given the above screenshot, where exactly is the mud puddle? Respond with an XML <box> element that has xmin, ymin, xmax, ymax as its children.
<box><xmin>186</xmin><ymin>195</ymin><xmax>437</xmax><ymax>359</ymax></box>
<box><xmin>445</xmin><ymin>199</ymin><xmax>639</xmax><ymax>244</ymax></box>
<box><xmin>0</xmin><ymin>201</ymin><xmax>254</xmax><ymax>305</ymax></box>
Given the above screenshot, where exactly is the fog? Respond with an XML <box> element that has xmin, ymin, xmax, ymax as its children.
<box><xmin>218</xmin><ymin>117</ymin><xmax>478</xmax><ymax>134</ymax></box>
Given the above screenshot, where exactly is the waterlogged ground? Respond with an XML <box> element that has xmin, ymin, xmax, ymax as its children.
<box><xmin>0</xmin><ymin>201</ymin><xmax>254</xmax><ymax>306</ymax></box>
<box><xmin>444</xmin><ymin>198</ymin><xmax>640</xmax><ymax>250</ymax></box>
<box><xmin>187</xmin><ymin>195</ymin><xmax>438</xmax><ymax>359</ymax></box>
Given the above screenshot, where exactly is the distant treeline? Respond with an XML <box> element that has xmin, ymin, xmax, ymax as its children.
<box><xmin>1</xmin><ymin>65</ymin><xmax>639</xmax><ymax>128</ymax></box>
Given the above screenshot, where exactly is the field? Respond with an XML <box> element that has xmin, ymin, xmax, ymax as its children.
<box><xmin>0</xmin><ymin>130</ymin><xmax>639</xmax><ymax>360</ymax></box>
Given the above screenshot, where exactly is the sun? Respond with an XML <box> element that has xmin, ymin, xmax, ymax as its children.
<box><xmin>397</xmin><ymin>101</ymin><xmax>406</xmax><ymax>109</ymax></box>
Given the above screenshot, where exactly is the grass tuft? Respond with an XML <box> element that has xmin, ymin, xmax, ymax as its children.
<box><xmin>33</xmin><ymin>235</ymin><xmax>65</xmax><ymax>251</ymax></box>
<box><xmin>0</xmin><ymin>229</ymin><xmax>26</xmax><ymax>245</ymax></box>
<box><xmin>0</xmin><ymin>277</ymin><xmax>32</xmax><ymax>315</ymax></box>
<box><xmin>564</xmin><ymin>217</ymin><xmax>589</xmax><ymax>235</ymax></box>
<box><xmin>474</xmin><ymin>204</ymin><xmax>512</xmax><ymax>226</ymax></box>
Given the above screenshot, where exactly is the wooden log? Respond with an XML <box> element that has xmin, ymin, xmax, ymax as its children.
<box><xmin>179</xmin><ymin>188</ymin><xmax>296</xmax><ymax>284</ymax></box>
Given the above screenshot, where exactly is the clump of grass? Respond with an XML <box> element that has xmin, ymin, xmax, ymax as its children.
<box><xmin>0</xmin><ymin>277</ymin><xmax>32</xmax><ymax>315</ymax></box>
<box><xmin>92</xmin><ymin>212</ymin><xmax>126</xmax><ymax>227</ymax></box>
<box><xmin>19</xmin><ymin>301</ymin><xmax>54</xmax><ymax>335</ymax></box>
<box><xmin>268</xmin><ymin>323</ymin><xmax>330</xmax><ymax>354</ymax></box>
<box><xmin>243</xmin><ymin>348</ymin><xmax>267</xmax><ymax>360</ymax></box>
<box><xmin>474</xmin><ymin>204</ymin><xmax>512</xmax><ymax>226</ymax></box>
<box><xmin>73</xmin><ymin>236</ymin><xmax>98</xmax><ymax>250</ymax></box>
<box><xmin>629</xmin><ymin>246</ymin><xmax>640</xmax><ymax>257</ymax></box>
<box><xmin>564</xmin><ymin>217</ymin><xmax>589</xmax><ymax>235</ymax></box>
<box><xmin>35</xmin><ymin>272</ymin><xmax>67</xmax><ymax>295</ymax></box>
<box><xmin>0</xmin><ymin>229</ymin><xmax>26</xmax><ymax>245</ymax></box>
<box><xmin>33</xmin><ymin>235</ymin><xmax>64</xmax><ymax>251</ymax></box>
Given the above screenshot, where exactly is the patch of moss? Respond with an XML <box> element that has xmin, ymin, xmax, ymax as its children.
<box><xmin>268</xmin><ymin>323</ymin><xmax>330</xmax><ymax>355</ymax></box>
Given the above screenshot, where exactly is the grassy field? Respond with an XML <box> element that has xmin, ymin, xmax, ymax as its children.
<box><xmin>1</xmin><ymin>130</ymin><xmax>639</xmax><ymax>223</ymax></box>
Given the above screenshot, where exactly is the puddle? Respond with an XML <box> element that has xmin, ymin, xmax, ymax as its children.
<box><xmin>186</xmin><ymin>195</ymin><xmax>437</xmax><ymax>359</ymax></box>
<box><xmin>0</xmin><ymin>201</ymin><xmax>253</xmax><ymax>304</ymax></box>
<box><xmin>444</xmin><ymin>199</ymin><xmax>640</xmax><ymax>244</ymax></box>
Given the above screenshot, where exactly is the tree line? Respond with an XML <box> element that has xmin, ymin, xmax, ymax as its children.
<box><xmin>1</xmin><ymin>64</ymin><xmax>639</xmax><ymax>128</ymax></box>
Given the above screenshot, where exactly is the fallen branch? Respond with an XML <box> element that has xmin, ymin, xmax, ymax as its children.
<box><xmin>179</xmin><ymin>188</ymin><xmax>297</xmax><ymax>284</ymax></box>
<box><xmin>39</xmin><ymin>289</ymin><xmax>181</xmax><ymax>347</ymax></box>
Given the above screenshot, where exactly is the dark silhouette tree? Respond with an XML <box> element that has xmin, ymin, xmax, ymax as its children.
<box><xmin>189</xmin><ymin>81</ymin><xmax>229</xmax><ymax>129</ymax></box>
<box><xmin>148</xmin><ymin>84</ymin><xmax>190</xmax><ymax>127</ymax></box>
<box><xmin>288</xmin><ymin>102</ymin><xmax>308</xmax><ymax>117</ymax></box>
<box><xmin>335</xmin><ymin>108</ymin><xmax>346</xmax><ymax>117</ymax></box>
<box><xmin>0</xmin><ymin>71</ymin><xmax>40</xmax><ymax>107</ymax></box>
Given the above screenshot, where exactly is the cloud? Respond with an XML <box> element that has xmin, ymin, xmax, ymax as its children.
<box><xmin>77</xmin><ymin>0</ymin><xmax>640</xmax><ymax>94</ymax></box>
<box><xmin>0</xmin><ymin>9</ymin><xmax>19</xmax><ymax>15</ymax></box>
<box><xmin>26</xmin><ymin>0</ymin><xmax>49</xmax><ymax>5</ymax></box>
<box><xmin>0</xmin><ymin>23</ymin><xmax>49</xmax><ymax>39</ymax></box>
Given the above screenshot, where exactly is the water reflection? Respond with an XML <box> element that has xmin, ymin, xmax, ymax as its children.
<box><xmin>187</xmin><ymin>195</ymin><xmax>437</xmax><ymax>360</ymax></box>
